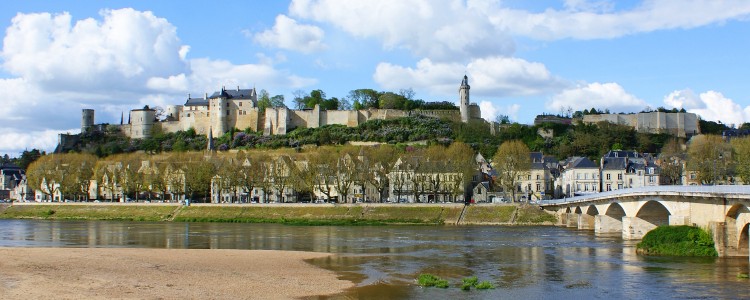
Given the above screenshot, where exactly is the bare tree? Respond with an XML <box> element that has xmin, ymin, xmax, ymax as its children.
<box><xmin>493</xmin><ymin>140</ymin><xmax>531</xmax><ymax>202</ymax></box>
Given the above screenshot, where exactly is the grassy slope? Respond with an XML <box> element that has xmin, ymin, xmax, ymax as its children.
<box><xmin>0</xmin><ymin>203</ymin><xmax>556</xmax><ymax>225</ymax></box>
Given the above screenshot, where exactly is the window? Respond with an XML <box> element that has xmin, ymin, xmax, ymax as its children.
<box><xmin>629</xmin><ymin>178</ymin><xmax>632</xmax><ymax>185</ymax></box>
<box><xmin>606</xmin><ymin>174</ymin><xmax>611</xmax><ymax>180</ymax></box>
<box><xmin>649</xmin><ymin>176</ymin><xmax>655</xmax><ymax>183</ymax></box>
<box><xmin>617</xmin><ymin>174</ymin><xmax>623</xmax><ymax>180</ymax></box>
<box><xmin>690</xmin><ymin>173</ymin><xmax>696</xmax><ymax>180</ymax></box>
<box><xmin>239</xmin><ymin>102</ymin><xmax>242</xmax><ymax>106</ymax></box>
<box><xmin>584</xmin><ymin>184</ymin><xmax>589</xmax><ymax>191</ymax></box>
<box><xmin>536</xmin><ymin>174</ymin><xmax>541</xmax><ymax>180</ymax></box>
<box><xmin>527</xmin><ymin>175</ymin><xmax>531</xmax><ymax>180</ymax></box>
<box><xmin>186</xmin><ymin>113</ymin><xmax>190</xmax><ymax>117</ymax></box>
<box><xmin>576</xmin><ymin>173</ymin><xmax>581</xmax><ymax>179</ymax></box>
<box><xmin>227</xmin><ymin>111</ymin><xmax>230</xmax><ymax>116</ymax></box>
<box><xmin>606</xmin><ymin>184</ymin><xmax>611</xmax><ymax>191</ymax></box>
<box><xmin>618</xmin><ymin>184</ymin><xmax>623</xmax><ymax>189</ymax></box>
<box><xmin>536</xmin><ymin>184</ymin><xmax>541</xmax><ymax>191</ymax></box>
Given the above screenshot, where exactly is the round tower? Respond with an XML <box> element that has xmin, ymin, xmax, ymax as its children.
<box><xmin>214</xmin><ymin>94</ymin><xmax>228</xmax><ymax>137</ymax></box>
<box><xmin>81</xmin><ymin>109</ymin><xmax>95</xmax><ymax>133</ymax></box>
<box><xmin>459</xmin><ymin>75</ymin><xmax>470</xmax><ymax>123</ymax></box>
<box><xmin>129</xmin><ymin>107</ymin><xmax>156</xmax><ymax>139</ymax></box>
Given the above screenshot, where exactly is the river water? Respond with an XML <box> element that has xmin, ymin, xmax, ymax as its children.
<box><xmin>0</xmin><ymin>219</ymin><xmax>748</xmax><ymax>299</ymax></box>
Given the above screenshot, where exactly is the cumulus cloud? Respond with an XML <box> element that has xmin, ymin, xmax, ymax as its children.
<box><xmin>546</xmin><ymin>82</ymin><xmax>648</xmax><ymax>113</ymax></box>
<box><xmin>479</xmin><ymin>101</ymin><xmax>520</xmax><ymax>122</ymax></box>
<box><xmin>0</xmin><ymin>8</ymin><xmax>317</xmax><ymax>154</ymax></box>
<box><xmin>374</xmin><ymin>57</ymin><xmax>567</xmax><ymax>97</ymax></box>
<box><xmin>254</xmin><ymin>15</ymin><xmax>326</xmax><ymax>53</ymax></box>
<box><xmin>0</xmin><ymin>129</ymin><xmax>76</xmax><ymax>156</ymax></box>
<box><xmin>664</xmin><ymin>89</ymin><xmax>750</xmax><ymax>126</ymax></box>
<box><xmin>289</xmin><ymin>0</ymin><xmax>515</xmax><ymax>61</ymax></box>
<box><xmin>490</xmin><ymin>0</ymin><xmax>750</xmax><ymax>40</ymax></box>
<box><xmin>1</xmin><ymin>9</ymin><xmax>189</xmax><ymax>98</ymax></box>
<box><xmin>289</xmin><ymin>0</ymin><xmax>750</xmax><ymax>56</ymax></box>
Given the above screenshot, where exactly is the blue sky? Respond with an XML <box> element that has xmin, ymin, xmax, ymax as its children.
<box><xmin>1</xmin><ymin>0</ymin><xmax>749</xmax><ymax>155</ymax></box>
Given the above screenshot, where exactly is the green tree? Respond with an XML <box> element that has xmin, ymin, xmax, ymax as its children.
<box><xmin>731</xmin><ymin>136</ymin><xmax>750</xmax><ymax>184</ymax></box>
<box><xmin>658</xmin><ymin>138</ymin><xmax>685</xmax><ymax>185</ymax></box>
<box><xmin>26</xmin><ymin>154</ymin><xmax>65</xmax><ymax>201</ymax></box>
<box><xmin>184</xmin><ymin>155</ymin><xmax>216</xmax><ymax>201</ymax></box>
<box><xmin>687</xmin><ymin>135</ymin><xmax>731</xmax><ymax>185</ymax></box>
<box><xmin>378</xmin><ymin>92</ymin><xmax>405</xmax><ymax>109</ymax></box>
<box><xmin>492</xmin><ymin>140</ymin><xmax>531</xmax><ymax>202</ymax></box>
<box><xmin>347</xmin><ymin>89</ymin><xmax>380</xmax><ymax>109</ymax></box>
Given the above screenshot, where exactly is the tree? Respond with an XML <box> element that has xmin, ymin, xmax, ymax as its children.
<box><xmin>492</xmin><ymin>140</ymin><xmax>531</xmax><ymax>202</ymax></box>
<box><xmin>238</xmin><ymin>151</ymin><xmax>265</xmax><ymax>202</ymax></box>
<box><xmin>270</xmin><ymin>156</ymin><xmax>294</xmax><ymax>202</ymax></box>
<box><xmin>658</xmin><ymin>138</ymin><xmax>685</xmax><ymax>185</ymax></box>
<box><xmin>446</xmin><ymin>142</ymin><xmax>475</xmax><ymax>202</ymax></box>
<box><xmin>333</xmin><ymin>147</ymin><xmax>358</xmax><ymax>203</ymax></box>
<box><xmin>184</xmin><ymin>155</ymin><xmax>216</xmax><ymax>201</ymax></box>
<box><xmin>347</xmin><ymin>89</ymin><xmax>380</xmax><ymax>109</ymax></box>
<box><xmin>257</xmin><ymin>89</ymin><xmax>272</xmax><ymax>113</ymax></box>
<box><xmin>363</xmin><ymin>145</ymin><xmax>398</xmax><ymax>202</ymax></box>
<box><xmin>292</xmin><ymin>89</ymin><xmax>307</xmax><ymax>109</ymax></box>
<box><xmin>378</xmin><ymin>92</ymin><xmax>405</xmax><ymax>109</ymax></box>
<box><xmin>495</xmin><ymin>114</ymin><xmax>511</xmax><ymax>124</ymax></box>
<box><xmin>687</xmin><ymin>135</ymin><xmax>731</xmax><ymax>185</ymax></box>
<box><xmin>304</xmin><ymin>89</ymin><xmax>327</xmax><ymax>109</ymax></box>
<box><xmin>26</xmin><ymin>154</ymin><xmax>65</xmax><ymax>201</ymax></box>
<box><xmin>67</xmin><ymin>153</ymin><xmax>97</xmax><ymax>201</ymax></box>
<box><xmin>398</xmin><ymin>88</ymin><xmax>415</xmax><ymax>101</ymax></box>
<box><xmin>15</xmin><ymin>149</ymin><xmax>44</xmax><ymax>171</ymax></box>
<box><xmin>732</xmin><ymin>136</ymin><xmax>750</xmax><ymax>184</ymax></box>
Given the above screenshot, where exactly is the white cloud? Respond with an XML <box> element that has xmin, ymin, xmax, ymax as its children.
<box><xmin>479</xmin><ymin>101</ymin><xmax>520</xmax><ymax>122</ymax></box>
<box><xmin>0</xmin><ymin>9</ymin><xmax>318</xmax><ymax>154</ymax></box>
<box><xmin>289</xmin><ymin>0</ymin><xmax>750</xmax><ymax>58</ymax></box>
<box><xmin>0</xmin><ymin>129</ymin><xmax>75</xmax><ymax>156</ymax></box>
<box><xmin>254</xmin><ymin>15</ymin><xmax>326</xmax><ymax>53</ymax></box>
<box><xmin>664</xmin><ymin>89</ymin><xmax>749</xmax><ymax>126</ymax></box>
<box><xmin>374</xmin><ymin>57</ymin><xmax>566</xmax><ymax>97</ymax></box>
<box><xmin>289</xmin><ymin>0</ymin><xmax>515</xmax><ymax>61</ymax></box>
<box><xmin>490</xmin><ymin>0</ymin><xmax>750</xmax><ymax>40</ymax></box>
<box><xmin>546</xmin><ymin>82</ymin><xmax>648</xmax><ymax>112</ymax></box>
<box><xmin>1</xmin><ymin>9</ymin><xmax>189</xmax><ymax>97</ymax></box>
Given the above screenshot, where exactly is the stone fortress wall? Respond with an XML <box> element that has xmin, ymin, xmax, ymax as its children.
<box><xmin>113</xmin><ymin>76</ymin><xmax>482</xmax><ymax>139</ymax></box>
<box><xmin>581</xmin><ymin>111</ymin><xmax>700</xmax><ymax>138</ymax></box>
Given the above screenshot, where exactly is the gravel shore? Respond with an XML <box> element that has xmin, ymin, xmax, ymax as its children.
<box><xmin>0</xmin><ymin>248</ymin><xmax>353</xmax><ymax>299</ymax></box>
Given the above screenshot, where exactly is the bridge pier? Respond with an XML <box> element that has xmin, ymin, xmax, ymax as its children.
<box><xmin>621</xmin><ymin>217</ymin><xmax>656</xmax><ymax>240</ymax></box>
<box><xmin>595</xmin><ymin>215</ymin><xmax>622</xmax><ymax>234</ymax></box>
<box><xmin>578</xmin><ymin>214</ymin><xmax>595</xmax><ymax>230</ymax></box>
<box><xmin>566</xmin><ymin>213</ymin><xmax>578</xmax><ymax>228</ymax></box>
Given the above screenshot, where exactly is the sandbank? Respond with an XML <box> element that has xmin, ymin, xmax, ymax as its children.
<box><xmin>0</xmin><ymin>247</ymin><xmax>353</xmax><ymax>299</ymax></box>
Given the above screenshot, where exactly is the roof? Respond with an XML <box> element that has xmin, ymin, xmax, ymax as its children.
<box><xmin>209</xmin><ymin>87</ymin><xmax>257</xmax><ymax>100</ymax></box>
<box><xmin>604</xmin><ymin>150</ymin><xmax>641</xmax><ymax>158</ymax></box>
<box><xmin>530</xmin><ymin>152</ymin><xmax>543</xmax><ymax>163</ymax></box>
<box><xmin>566</xmin><ymin>156</ymin><xmax>598</xmax><ymax>169</ymax></box>
<box><xmin>601</xmin><ymin>157</ymin><xmax>627</xmax><ymax>171</ymax></box>
<box><xmin>184</xmin><ymin>97</ymin><xmax>209</xmax><ymax>107</ymax></box>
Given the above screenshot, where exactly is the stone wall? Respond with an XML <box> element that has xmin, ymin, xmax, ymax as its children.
<box><xmin>583</xmin><ymin>112</ymin><xmax>699</xmax><ymax>138</ymax></box>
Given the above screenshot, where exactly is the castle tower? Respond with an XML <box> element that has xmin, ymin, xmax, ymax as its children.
<box><xmin>459</xmin><ymin>75</ymin><xmax>470</xmax><ymax>123</ymax></box>
<box><xmin>213</xmin><ymin>87</ymin><xmax>228</xmax><ymax>137</ymax></box>
<box><xmin>81</xmin><ymin>109</ymin><xmax>95</xmax><ymax>133</ymax></box>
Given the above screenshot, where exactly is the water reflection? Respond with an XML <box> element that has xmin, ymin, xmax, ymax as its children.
<box><xmin>0</xmin><ymin>219</ymin><xmax>749</xmax><ymax>299</ymax></box>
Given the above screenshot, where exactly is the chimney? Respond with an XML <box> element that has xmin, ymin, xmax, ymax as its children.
<box><xmin>237</xmin><ymin>86</ymin><xmax>240</xmax><ymax>91</ymax></box>
<box><xmin>204</xmin><ymin>93</ymin><xmax>208</xmax><ymax>100</ymax></box>
<box><xmin>188</xmin><ymin>93</ymin><xmax>191</xmax><ymax>99</ymax></box>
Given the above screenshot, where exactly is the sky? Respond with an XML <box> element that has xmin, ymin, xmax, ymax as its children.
<box><xmin>0</xmin><ymin>0</ymin><xmax>749</xmax><ymax>156</ymax></box>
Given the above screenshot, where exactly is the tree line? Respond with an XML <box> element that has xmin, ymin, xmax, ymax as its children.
<box><xmin>26</xmin><ymin>143</ymin><xmax>477</xmax><ymax>203</ymax></box>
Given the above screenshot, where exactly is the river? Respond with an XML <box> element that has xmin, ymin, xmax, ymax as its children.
<box><xmin>0</xmin><ymin>219</ymin><xmax>748</xmax><ymax>299</ymax></box>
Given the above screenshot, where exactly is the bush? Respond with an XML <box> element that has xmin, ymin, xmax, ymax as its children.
<box><xmin>637</xmin><ymin>225</ymin><xmax>718</xmax><ymax>256</ymax></box>
<box><xmin>418</xmin><ymin>274</ymin><xmax>448</xmax><ymax>288</ymax></box>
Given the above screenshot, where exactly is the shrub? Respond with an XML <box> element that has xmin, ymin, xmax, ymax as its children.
<box><xmin>475</xmin><ymin>281</ymin><xmax>495</xmax><ymax>290</ymax></box>
<box><xmin>637</xmin><ymin>225</ymin><xmax>718</xmax><ymax>256</ymax></box>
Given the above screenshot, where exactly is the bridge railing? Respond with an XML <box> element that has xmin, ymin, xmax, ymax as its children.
<box><xmin>539</xmin><ymin>185</ymin><xmax>750</xmax><ymax>206</ymax></box>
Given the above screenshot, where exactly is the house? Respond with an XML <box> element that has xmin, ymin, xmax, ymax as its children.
<box><xmin>600</xmin><ymin>151</ymin><xmax>660</xmax><ymax>191</ymax></box>
<box><xmin>516</xmin><ymin>152</ymin><xmax>555</xmax><ymax>201</ymax></box>
<box><xmin>556</xmin><ymin>156</ymin><xmax>599</xmax><ymax>198</ymax></box>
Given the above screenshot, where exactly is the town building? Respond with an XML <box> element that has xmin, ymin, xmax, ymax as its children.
<box><xmin>555</xmin><ymin>156</ymin><xmax>599</xmax><ymax>198</ymax></box>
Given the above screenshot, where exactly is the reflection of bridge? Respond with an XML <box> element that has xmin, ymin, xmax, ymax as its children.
<box><xmin>539</xmin><ymin>186</ymin><xmax>750</xmax><ymax>257</ymax></box>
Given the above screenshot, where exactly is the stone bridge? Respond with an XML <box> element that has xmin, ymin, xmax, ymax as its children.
<box><xmin>539</xmin><ymin>186</ymin><xmax>750</xmax><ymax>257</ymax></box>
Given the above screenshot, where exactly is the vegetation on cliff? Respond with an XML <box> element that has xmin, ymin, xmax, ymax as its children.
<box><xmin>636</xmin><ymin>225</ymin><xmax>718</xmax><ymax>257</ymax></box>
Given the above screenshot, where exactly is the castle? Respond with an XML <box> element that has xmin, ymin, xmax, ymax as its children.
<box><xmin>581</xmin><ymin>112</ymin><xmax>700</xmax><ymax>138</ymax></box>
<box><xmin>75</xmin><ymin>76</ymin><xmax>482</xmax><ymax>142</ymax></box>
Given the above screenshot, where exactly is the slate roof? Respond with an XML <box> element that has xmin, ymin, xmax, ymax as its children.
<box><xmin>565</xmin><ymin>156</ymin><xmax>598</xmax><ymax>169</ymax></box>
<box><xmin>209</xmin><ymin>87</ymin><xmax>257</xmax><ymax>100</ymax></box>
<box><xmin>604</xmin><ymin>150</ymin><xmax>641</xmax><ymax>158</ymax></box>
<box><xmin>184</xmin><ymin>97</ymin><xmax>209</xmax><ymax>107</ymax></box>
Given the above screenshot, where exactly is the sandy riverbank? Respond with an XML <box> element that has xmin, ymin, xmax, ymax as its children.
<box><xmin>0</xmin><ymin>248</ymin><xmax>353</xmax><ymax>299</ymax></box>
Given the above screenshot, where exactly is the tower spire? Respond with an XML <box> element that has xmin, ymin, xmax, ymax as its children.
<box><xmin>207</xmin><ymin>127</ymin><xmax>214</xmax><ymax>151</ymax></box>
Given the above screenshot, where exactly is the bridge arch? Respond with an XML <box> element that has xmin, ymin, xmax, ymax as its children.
<box><xmin>595</xmin><ymin>203</ymin><xmax>626</xmax><ymax>234</ymax></box>
<box><xmin>578</xmin><ymin>205</ymin><xmax>598</xmax><ymax>230</ymax></box>
<box><xmin>605</xmin><ymin>203</ymin><xmax>626</xmax><ymax>219</ymax></box>
<box><xmin>726</xmin><ymin>204</ymin><xmax>750</xmax><ymax>256</ymax></box>
<box><xmin>635</xmin><ymin>200</ymin><xmax>671</xmax><ymax>227</ymax></box>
